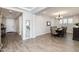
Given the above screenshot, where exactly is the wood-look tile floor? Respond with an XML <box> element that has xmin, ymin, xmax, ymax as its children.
<box><xmin>1</xmin><ymin>33</ymin><xmax>79</xmax><ymax>52</ymax></box>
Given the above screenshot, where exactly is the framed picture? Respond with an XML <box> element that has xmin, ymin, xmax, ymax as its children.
<box><xmin>46</xmin><ymin>21</ymin><xmax>51</xmax><ymax>26</ymax></box>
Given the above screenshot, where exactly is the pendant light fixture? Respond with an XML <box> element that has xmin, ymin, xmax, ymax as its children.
<box><xmin>56</xmin><ymin>14</ymin><xmax>63</xmax><ymax>20</ymax></box>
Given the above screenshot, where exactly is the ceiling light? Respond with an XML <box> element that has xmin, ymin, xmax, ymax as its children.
<box><xmin>55</xmin><ymin>14</ymin><xmax>63</xmax><ymax>20</ymax></box>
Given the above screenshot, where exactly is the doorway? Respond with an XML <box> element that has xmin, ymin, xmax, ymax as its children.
<box><xmin>0</xmin><ymin>7</ymin><xmax>22</xmax><ymax>49</ymax></box>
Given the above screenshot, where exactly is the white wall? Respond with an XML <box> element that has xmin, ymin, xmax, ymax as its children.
<box><xmin>19</xmin><ymin>15</ymin><xmax>23</xmax><ymax>36</ymax></box>
<box><xmin>6</xmin><ymin>18</ymin><xmax>16</xmax><ymax>32</ymax></box>
<box><xmin>15</xmin><ymin>17</ymin><xmax>19</xmax><ymax>34</ymax></box>
<box><xmin>34</xmin><ymin>15</ymin><xmax>51</xmax><ymax>37</ymax></box>
<box><xmin>22</xmin><ymin>11</ymin><xmax>53</xmax><ymax>40</ymax></box>
<box><xmin>2</xmin><ymin>17</ymin><xmax>22</xmax><ymax>34</ymax></box>
<box><xmin>73</xmin><ymin>15</ymin><xmax>79</xmax><ymax>23</ymax></box>
<box><xmin>14</xmin><ymin>15</ymin><xmax>23</xmax><ymax>38</ymax></box>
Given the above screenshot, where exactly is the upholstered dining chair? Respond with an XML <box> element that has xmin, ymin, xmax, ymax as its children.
<box><xmin>50</xmin><ymin>26</ymin><xmax>58</xmax><ymax>36</ymax></box>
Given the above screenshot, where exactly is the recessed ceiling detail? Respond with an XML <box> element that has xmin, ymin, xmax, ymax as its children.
<box><xmin>16</xmin><ymin>7</ymin><xmax>47</xmax><ymax>14</ymax></box>
<box><xmin>18</xmin><ymin>7</ymin><xmax>36</xmax><ymax>11</ymax></box>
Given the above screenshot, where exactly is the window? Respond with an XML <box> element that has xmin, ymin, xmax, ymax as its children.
<box><xmin>59</xmin><ymin>18</ymin><xmax>73</xmax><ymax>24</ymax></box>
<box><xmin>60</xmin><ymin>19</ymin><xmax>63</xmax><ymax>24</ymax></box>
<box><xmin>59</xmin><ymin>19</ymin><xmax>67</xmax><ymax>24</ymax></box>
<box><xmin>63</xmin><ymin>19</ymin><xmax>67</xmax><ymax>24</ymax></box>
<box><xmin>68</xmin><ymin>18</ymin><xmax>73</xmax><ymax>24</ymax></box>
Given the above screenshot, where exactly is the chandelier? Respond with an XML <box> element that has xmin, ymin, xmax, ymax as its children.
<box><xmin>56</xmin><ymin>14</ymin><xmax>63</xmax><ymax>20</ymax></box>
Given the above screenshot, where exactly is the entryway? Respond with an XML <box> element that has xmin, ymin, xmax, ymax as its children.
<box><xmin>0</xmin><ymin>7</ymin><xmax>23</xmax><ymax>49</ymax></box>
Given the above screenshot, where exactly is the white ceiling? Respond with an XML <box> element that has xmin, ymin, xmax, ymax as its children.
<box><xmin>1</xmin><ymin>7</ymin><xmax>79</xmax><ymax>19</ymax></box>
<box><xmin>38</xmin><ymin>7</ymin><xmax>79</xmax><ymax>18</ymax></box>
<box><xmin>19</xmin><ymin>7</ymin><xmax>79</xmax><ymax>18</ymax></box>
<box><xmin>16</xmin><ymin>7</ymin><xmax>47</xmax><ymax>13</ymax></box>
<box><xmin>17</xmin><ymin>7</ymin><xmax>36</xmax><ymax>11</ymax></box>
<box><xmin>0</xmin><ymin>7</ymin><xmax>22</xmax><ymax>19</ymax></box>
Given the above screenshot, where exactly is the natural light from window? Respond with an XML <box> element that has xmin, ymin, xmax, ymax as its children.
<box><xmin>60</xmin><ymin>18</ymin><xmax>73</xmax><ymax>24</ymax></box>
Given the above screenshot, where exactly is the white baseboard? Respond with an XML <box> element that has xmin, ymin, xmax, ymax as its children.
<box><xmin>22</xmin><ymin>32</ymin><xmax>50</xmax><ymax>40</ymax></box>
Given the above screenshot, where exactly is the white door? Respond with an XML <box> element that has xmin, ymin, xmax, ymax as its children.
<box><xmin>6</xmin><ymin>19</ymin><xmax>16</xmax><ymax>32</ymax></box>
